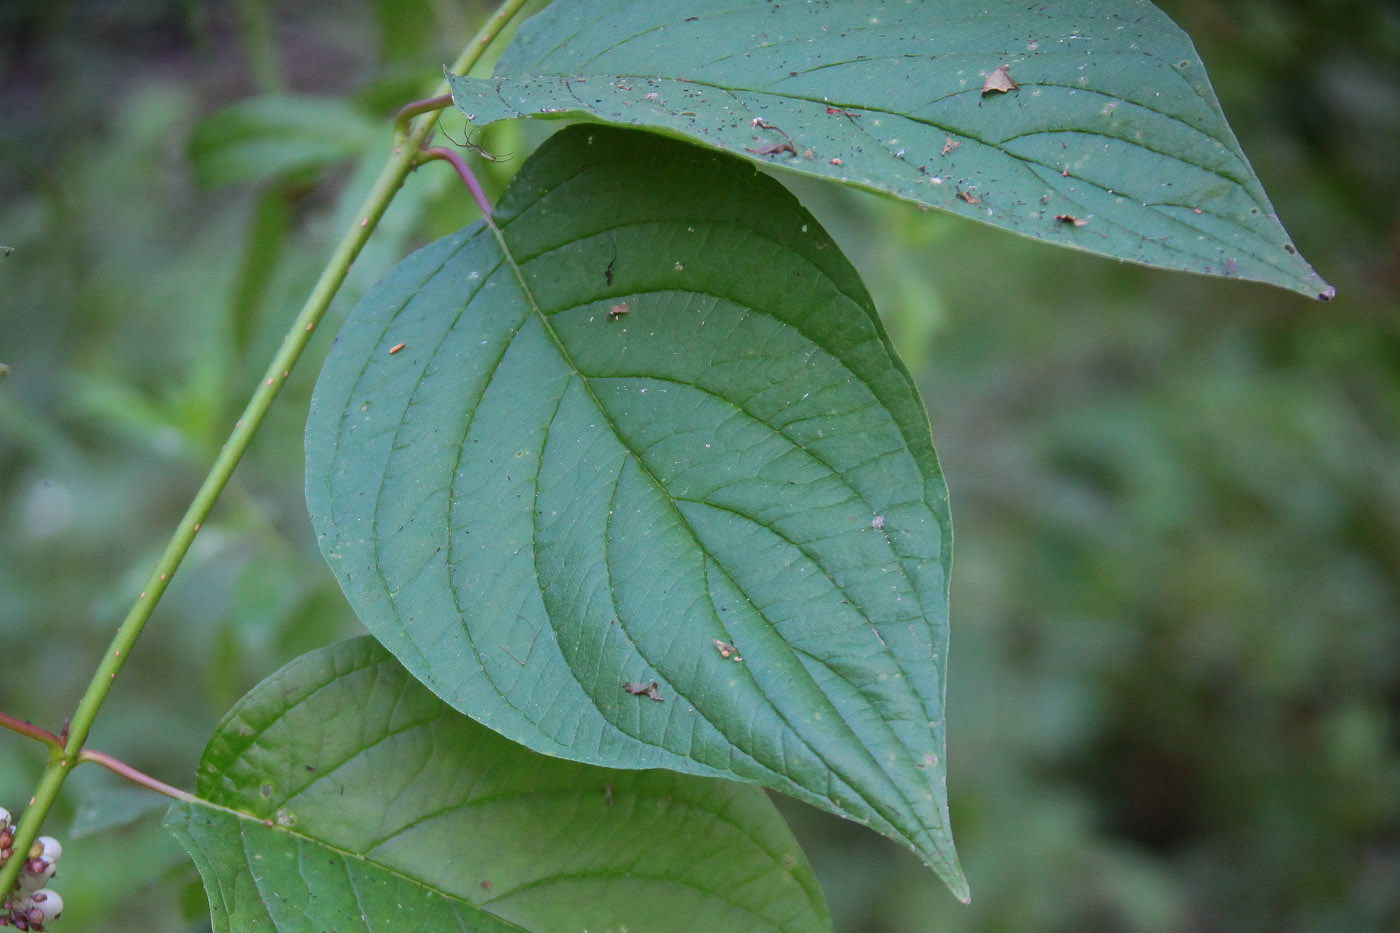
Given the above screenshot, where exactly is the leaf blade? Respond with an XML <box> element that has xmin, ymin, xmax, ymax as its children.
<box><xmin>167</xmin><ymin>637</ymin><xmax>830</xmax><ymax>932</ymax></box>
<box><xmin>448</xmin><ymin>0</ymin><xmax>1332</xmax><ymax>299</ymax></box>
<box><xmin>307</xmin><ymin>123</ymin><xmax>965</xmax><ymax>897</ymax></box>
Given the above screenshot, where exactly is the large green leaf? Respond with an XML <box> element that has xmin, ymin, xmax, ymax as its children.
<box><xmin>166</xmin><ymin>637</ymin><xmax>829</xmax><ymax>931</ymax></box>
<box><xmin>306</xmin><ymin>124</ymin><xmax>967</xmax><ymax>897</ymax></box>
<box><xmin>448</xmin><ymin>0</ymin><xmax>1333</xmax><ymax>300</ymax></box>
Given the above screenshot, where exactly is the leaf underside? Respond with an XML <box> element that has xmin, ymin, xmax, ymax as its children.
<box><xmin>305</xmin><ymin>124</ymin><xmax>967</xmax><ymax>897</ymax></box>
<box><xmin>167</xmin><ymin>637</ymin><xmax>830</xmax><ymax>932</ymax></box>
<box><xmin>449</xmin><ymin>0</ymin><xmax>1332</xmax><ymax>300</ymax></box>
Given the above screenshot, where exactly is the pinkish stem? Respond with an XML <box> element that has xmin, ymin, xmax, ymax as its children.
<box><xmin>77</xmin><ymin>750</ymin><xmax>198</xmax><ymax>803</ymax></box>
<box><xmin>417</xmin><ymin>146</ymin><xmax>495</xmax><ymax>219</ymax></box>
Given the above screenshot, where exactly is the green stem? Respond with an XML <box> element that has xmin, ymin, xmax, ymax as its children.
<box><xmin>0</xmin><ymin>0</ymin><xmax>533</xmax><ymax>898</ymax></box>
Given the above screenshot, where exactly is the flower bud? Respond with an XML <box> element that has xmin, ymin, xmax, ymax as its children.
<box><xmin>29</xmin><ymin>889</ymin><xmax>63</xmax><ymax>922</ymax></box>
<box><xmin>34</xmin><ymin>839</ymin><xmax>60</xmax><ymax>864</ymax></box>
<box><xmin>16</xmin><ymin>857</ymin><xmax>54</xmax><ymax>891</ymax></box>
<box><xmin>9</xmin><ymin>889</ymin><xmax>62</xmax><ymax>926</ymax></box>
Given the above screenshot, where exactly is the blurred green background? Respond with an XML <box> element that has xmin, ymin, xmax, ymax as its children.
<box><xmin>1</xmin><ymin>1</ymin><xmax>1396</xmax><ymax>930</ymax></box>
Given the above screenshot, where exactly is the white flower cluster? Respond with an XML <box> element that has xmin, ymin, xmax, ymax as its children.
<box><xmin>0</xmin><ymin>809</ymin><xmax>64</xmax><ymax>931</ymax></box>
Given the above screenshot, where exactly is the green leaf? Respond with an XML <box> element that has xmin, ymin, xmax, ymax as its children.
<box><xmin>447</xmin><ymin>0</ymin><xmax>1333</xmax><ymax>300</ymax></box>
<box><xmin>166</xmin><ymin>637</ymin><xmax>830</xmax><ymax>932</ymax></box>
<box><xmin>305</xmin><ymin>123</ymin><xmax>967</xmax><ymax>898</ymax></box>
<box><xmin>189</xmin><ymin>95</ymin><xmax>380</xmax><ymax>188</ymax></box>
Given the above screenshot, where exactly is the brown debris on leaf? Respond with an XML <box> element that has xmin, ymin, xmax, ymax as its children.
<box><xmin>982</xmin><ymin>65</ymin><xmax>1019</xmax><ymax>96</ymax></box>
<box><xmin>1054</xmin><ymin>214</ymin><xmax>1088</xmax><ymax>227</ymax></box>
<box><xmin>608</xmin><ymin>301</ymin><xmax>630</xmax><ymax>320</ymax></box>
<box><xmin>622</xmin><ymin>679</ymin><xmax>665</xmax><ymax>701</ymax></box>
<box><xmin>941</xmin><ymin>137</ymin><xmax>960</xmax><ymax>156</ymax></box>
<box><xmin>712</xmin><ymin>639</ymin><xmax>742</xmax><ymax>661</ymax></box>
<box><xmin>746</xmin><ymin>141</ymin><xmax>797</xmax><ymax>157</ymax></box>
<box><xmin>746</xmin><ymin>119</ymin><xmax>798</xmax><ymax>158</ymax></box>
<box><xmin>956</xmin><ymin>188</ymin><xmax>981</xmax><ymax>204</ymax></box>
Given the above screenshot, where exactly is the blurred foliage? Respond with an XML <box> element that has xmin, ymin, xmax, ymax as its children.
<box><xmin>1</xmin><ymin>1</ymin><xmax>1396</xmax><ymax>932</ymax></box>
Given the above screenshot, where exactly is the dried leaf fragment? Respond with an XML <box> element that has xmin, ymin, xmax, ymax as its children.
<box><xmin>982</xmin><ymin>65</ymin><xmax>1019</xmax><ymax>96</ymax></box>
<box><xmin>622</xmin><ymin>679</ymin><xmax>665</xmax><ymax>701</ymax></box>
<box><xmin>745</xmin><ymin>141</ymin><xmax>797</xmax><ymax>157</ymax></box>
<box><xmin>712</xmin><ymin>639</ymin><xmax>743</xmax><ymax>661</ymax></box>
<box><xmin>1054</xmin><ymin>214</ymin><xmax>1088</xmax><ymax>227</ymax></box>
<box><xmin>746</xmin><ymin>119</ymin><xmax>797</xmax><ymax>158</ymax></box>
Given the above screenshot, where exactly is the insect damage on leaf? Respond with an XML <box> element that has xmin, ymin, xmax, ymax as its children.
<box><xmin>622</xmin><ymin>680</ymin><xmax>664</xmax><ymax>701</ymax></box>
<box><xmin>982</xmin><ymin>65</ymin><xmax>1019</xmax><ymax>96</ymax></box>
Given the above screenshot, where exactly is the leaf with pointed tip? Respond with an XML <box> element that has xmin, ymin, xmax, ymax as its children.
<box><xmin>166</xmin><ymin>637</ymin><xmax>830</xmax><ymax>932</ymax></box>
<box><xmin>305</xmin><ymin>124</ymin><xmax>967</xmax><ymax>897</ymax></box>
<box><xmin>448</xmin><ymin>0</ymin><xmax>1332</xmax><ymax>300</ymax></box>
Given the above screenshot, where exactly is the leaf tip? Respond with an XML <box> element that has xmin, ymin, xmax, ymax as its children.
<box><xmin>941</xmin><ymin>863</ymin><xmax>972</xmax><ymax>904</ymax></box>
